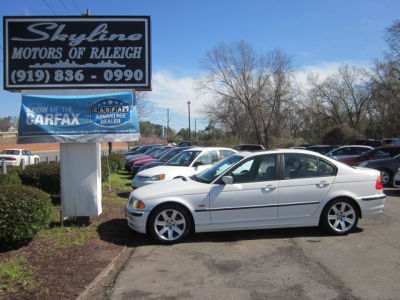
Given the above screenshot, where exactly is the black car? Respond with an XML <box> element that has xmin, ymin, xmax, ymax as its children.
<box><xmin>233</xmin><ymin>144</ymin><xmax>265</xmax><ymax>152</ymax></box>
<box><xmin>359</xmin><ymin>154</ymin><xmax>400</xmax><ymax>186</ymax></box>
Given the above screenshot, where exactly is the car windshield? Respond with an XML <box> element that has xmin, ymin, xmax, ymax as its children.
<box><xmin>152</xmin><ymin>148</ymin><xmax>171</xmax><ymax>159</ymax></box>
<box><xmin>1</xmin><ymin>150</ymin><xmax>20</xmax><ymax>155</ymax></box>
<box><xmin>165</xmin><ymin>150</ymin><xmax>201</xmax><ymax>166</ymax></box>
<box><xmin>159</xmin><ymin>148</ymin><xmax>181</xmax><ymax>162</ymax></box>
<box><xmin>194</xmin><ymin>155</ymin><xmax>244</xmax><ymax>183</ymax></box>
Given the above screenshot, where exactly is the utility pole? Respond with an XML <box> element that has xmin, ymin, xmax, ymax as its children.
<box><xmin>194</xmin><ymin>118</ymin><xmax>197</xmax><ymax>142</ymax></box>
<box><xmin>187</xmin><ymin>101</ymin><xmax>191</xmax><ymax>141</ymax></box>
<box><xmin>166</xmin><ymin>108</ymin><xmax>170</xmax><ymax>142</ymax></box>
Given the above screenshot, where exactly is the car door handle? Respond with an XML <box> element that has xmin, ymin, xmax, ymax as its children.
<box><xmin>263</xmin><ymin>184</ymin><xmax>276</xmax><ymax>191</ymax></box>
<box><xmin>317</xmin><ymin>181</ymin><xmax>330</xmax><ymax>187</ymax></box>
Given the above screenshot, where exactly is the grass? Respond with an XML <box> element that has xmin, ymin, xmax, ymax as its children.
<box><xmin>37</xmin><ymin>170</ymin><xmax>131</xmax><ymax>249</ymax></box>
<box><xmin>0</xmin><ymin>257</ymin><xmax>36</xmax><ymax>292</ymax></box>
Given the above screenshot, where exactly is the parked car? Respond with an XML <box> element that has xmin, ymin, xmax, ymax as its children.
<box><xmin>132</xmin><ymin>146</ymin><xmax>194</xmax><ymax>174</ymax></box>
<box><xmin>306</xmin><ymin>145</ymin><xmax>339</xmax><ymax>154</ymax></box>
<box><xmin>233</xmin><ymin>144</ymin><xmax>265</xmax><ymax>152</ymax></box>
<box><xmin>359</xmin><ymin>154</ymin><xmax>400</xmax><ymax>186</ymax></box>
<box><xmin>125</xmin><ymin>146</ymin><xmax>165</xmax><ymax>170</ymax></box>
<box><xmin>125</xmin><ymin>149</ymin><xmax>385</xmax><ymax>244</ymax></box>
<box><xmin>381</xmin><ymin>138</ymin><xmax>400</xmax><ymax>146</ymax></box>
<box><xmin>325</xmin><ymin>145</ymin><xmax>373</xmax><ymax>160</ymax></box>
<box><xmin>127</xmin><ymin>147</ymin><xmax>174</xmax><ymax>175</ymax></box>
<box><xmin>132</xmin><ymin>147</ymin><xmax>238</xmax><ymax>188</ymax></box>
<box><xmin>393</xmin><ymin>168</ymin><xmax>400</xmax><ymax>189</ymax></box>
<box><xmin>0</xmin><ymin>149</ymin><xmax>40</xmax><ymax>166</ymax></box>
<box><xmin>339</xmin><ymin>146</ymin><xmax>400</xmax><ymax>166</ymax></box>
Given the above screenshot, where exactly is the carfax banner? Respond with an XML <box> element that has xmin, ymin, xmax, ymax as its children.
<box><xmin>18</xmin><ymin>92</ymin><xmax>140</xmax><ymax>143</ymax></box>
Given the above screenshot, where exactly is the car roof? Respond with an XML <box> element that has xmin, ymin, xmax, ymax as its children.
<box><xmin>235</xmin><ymin>149</ymin><xmax>334</xmax><ymax>158</ymax></box>
<box><xmin>182</xmin><ymin>147</ymin><xmax>237</xmax><ymax>152</ymax></box>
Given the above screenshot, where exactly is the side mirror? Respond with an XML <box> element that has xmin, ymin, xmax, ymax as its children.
<box><xmin>222</xmin><ymin>176</ymin><xmax>233</xmax><ymax>185</ymax></box>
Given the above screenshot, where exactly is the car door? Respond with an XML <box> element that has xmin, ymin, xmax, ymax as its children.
<box><xmin>278</xmin><ymin>153</ymin><xmax>336</xmax><ymax>219</ymax></box>
<box><xmin>209</xmin><ymin>154</ymin><xmax>278</xmax><ymax>227</ymax></box>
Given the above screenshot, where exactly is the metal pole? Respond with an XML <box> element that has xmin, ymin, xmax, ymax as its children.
<box><xmin>2</xmin><ymin>159</ymin><xmax>6</xmax><ymax>175</ymax></box>
<box><xmin>166</xmin><ymin>108</ymin><xmax>170</xmax><ymax>142</ymax></box>
<box><xmin>187</xmin><ymin>101</ymin><xmax>191</xmax><ymax>141</ymax></box>
<box><xmin>21</xmin><ymin>159</ymin><xmax>25</xmax><ymax>171</ymax></box>
<box><xmin>195</xmin><ymin>118</ymin><xmax>197</xmax><ymax>142</ymax></box>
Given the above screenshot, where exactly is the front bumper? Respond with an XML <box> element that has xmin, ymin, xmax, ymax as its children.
<box><xmin>358</xmin><ymin>194</ymin><xmax>386</xmax><ymax>217</ymax></box>
<box><xmin>125</xmin><ymin>204</ymin><xmax>149</xmax><ymax>233</ymax></box>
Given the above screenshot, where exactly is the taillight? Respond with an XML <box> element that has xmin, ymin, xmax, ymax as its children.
<box><xmin>5</xmin><ymin>157</ymin><xmax>16</xmax><ymax>161</ymax></box>
<box><xmin>375</xmin><ymin>176</ymin><xmax>383</xmax><ymax>190</ymax></box>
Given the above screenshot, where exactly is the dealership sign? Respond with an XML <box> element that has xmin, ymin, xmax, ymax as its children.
<box><xmin>18</xmin><ymin>92</ymin><xmax>140</xmax><ymax>143</ymax></box>
<box><xmin>3</xmin><ymin>16</ymin><xmax>151</xmax><ymax>90</ymax></box>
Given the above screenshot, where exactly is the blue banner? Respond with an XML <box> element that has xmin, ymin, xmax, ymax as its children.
<box><xmin>18</xmin><ymin>92</ymin><xmax>140</xmax><ymax>143</ymax></box>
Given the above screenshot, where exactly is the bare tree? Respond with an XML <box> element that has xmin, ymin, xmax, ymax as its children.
<box><xmin>200</xmin><ymin>41</ymin><xmax>295</xmax><ymax>147</ymax></box>
<box><xmin>307</xmin><ymin>65</ymin><xmax>371</xmax><ymax>132</ymax></box>
<box><xmin>134</xmin><ymin>90</ymin><xmax>154</xmax><ymax>121</ymax></box>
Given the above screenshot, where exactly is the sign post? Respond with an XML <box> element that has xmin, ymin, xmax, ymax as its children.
<box><xmin>4</xmin><ymin>15</ymin><xmax>151</xmax><ymax>219</ymax></box>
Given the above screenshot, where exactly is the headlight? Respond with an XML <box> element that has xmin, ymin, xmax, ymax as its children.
<box><xmin>129</xmin><ymin>199</ymin><xmax>146</xmax><ymax>209</ymax></box>
<box><xmin>359</xmin><ymin>162</ymin><xmax>368</xmax><ymax>168</ymax></box>
<box><xmin>148</xmin><ymin>174</ymin><xmax>166</xmax><ymax>181</ymax></box>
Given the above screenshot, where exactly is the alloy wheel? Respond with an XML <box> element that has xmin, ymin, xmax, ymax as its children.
<box><xmin>327</xmin><ymin>202</ymin><xmax>356</xmax><ymax>233</ymax></box>
<box><xmin>154</xmin><ymin>209</ymin><xmax>187</xmax><ymax>241</ymax></box>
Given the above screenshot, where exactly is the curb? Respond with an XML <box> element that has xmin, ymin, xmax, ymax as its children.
<box><xmin>76</xmin><ymin>246</ymin><xmax>134</xmax><ymax>300</ymax></box>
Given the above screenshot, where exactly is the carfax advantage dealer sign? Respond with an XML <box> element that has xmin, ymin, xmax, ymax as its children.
<box><xmin>3</xmin><ymin>16</ymin><xmax>151</xmax><ymax>90</ymax></box>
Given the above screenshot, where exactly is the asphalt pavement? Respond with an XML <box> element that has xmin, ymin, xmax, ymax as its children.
<box><xmin>110</xmin><ymin>189</ymin><xmax>400</xmax><ymax>300</ymax></box>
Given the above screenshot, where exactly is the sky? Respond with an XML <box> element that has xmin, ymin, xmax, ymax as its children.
<box><xmin>1</xmin><ymin>0</ymin><xmax>399</xmax><ymax>132</ymax></box>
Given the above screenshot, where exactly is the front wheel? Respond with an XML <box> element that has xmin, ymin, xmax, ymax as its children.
<box><xmin>148</xmin><ymin>204</ymin><xmax>191</xmax><ymax>244</ymax></box>
<box><xmin>321</xmin><ymin>199</ymin><xmax>358</xmax><ymax>235</ymax></box>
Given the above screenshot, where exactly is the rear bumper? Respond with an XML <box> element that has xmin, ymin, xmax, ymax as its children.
<box><xmin>358</xmin><ymin>194</ymin><xmax>386</xmax><ymax>217</ymax></box>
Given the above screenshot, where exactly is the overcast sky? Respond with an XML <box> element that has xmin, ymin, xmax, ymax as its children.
<box><xmin>1</xmin><ymin>0</ymin><xmax>399</xmax><ymax>131</ymax></box>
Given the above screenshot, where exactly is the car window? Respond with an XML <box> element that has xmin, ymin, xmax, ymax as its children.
<box><xmin>22</xmin><ymin>150</ymin><xmax>29</xmax><ymax>155</ymax></box>
<box><xmin>319</xmin><ymin>159</ymin><xmax>336</xmax><ymax>176</ymax></box>
<box><xmin>1</xmin><ymin>150</ymin><xmax>20</xmax><ymax>155</ymax></box>
<box><xmin>219</xmin><ymin>150</ymin><xmax>236</xmax><ymax>159</ymax></box>
<box><xmin>284</xmin><ymin>154</ymin><xmax>318</xmax><ymax>179</ymax></box>
<box><xmin>196</xmin><ymin>150</ymin><xmax>219</xmax><ymax>164</ymax></box>
<box><xmin>333</xmin><ymin>147</ymin><xmax>352</xmax><ymax>156</ymax></box>
<box><xmin>165</xmin><ymin>151</ymin><xmax>201</xmax><ymax>166</ymax></box>
<box><xmin>227</xmin><ymin>154</ymin><xmax>277</xmax><ymax>183</ymax></box>
<box><xmin>371</xmin><ymin>150</ymin><xmax>390</xmax><ymax>159</ymax></box>
<box><xmin>388</xmin><ymin>148</ymin><xmax>400</xmax><ymax>157</ymax></box>
<box><xmin>352</xmin><ymin>147</ymin><xmax>369</xmax><ymax>155</ymax></box>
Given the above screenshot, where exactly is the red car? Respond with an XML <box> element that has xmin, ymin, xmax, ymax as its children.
<box><xmin>339</xmin><ymin>145</ymin><xmax>400</xmax><ymax>166</ymax></box>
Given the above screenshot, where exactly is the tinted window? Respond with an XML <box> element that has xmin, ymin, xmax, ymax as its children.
<box><xmin>219</xmin><ymin>150</ymin><xmax>236</xmax><ymax>159</ymax></box>
<box><xmin>165</xmin><ymin>151</ymin><xmax>201</xmax><ymax>166</ymax></box>
<box><xmin>284</xmin><ymin>154</ymin><xmax>318</xmax><ymax>179</ymax></box>
<box><xmin>227</xmin><ymin>154</ymin><xmax>277</xmax><ymax>183</ymax></box>
<box><xmin>352</xmin><ymin>147</ymin><xmax>370</xmax><ymax>155</ymax></box>
<box><xmin>319</xmin><ymin>159</ymin><xmax>336</xmax><ymax>176</ymax></box>
<box><xmin>333</xmin><ymin>147</ymin><xmax>352</xmax><ymax>156</ymax></box>
<box><xmin>196</xmin><ymin>155</ymin><xmax>243</xmax><ymax>183</ymax></box>
<box><xmin>1</xmin><ymin>150</ymin><xmax>20</xmax><ymax>155</ymax></box>
<box><xmin>196</xmin><ymin>151</ymin><xmax>219</xmax><ymax>164</ymax></box>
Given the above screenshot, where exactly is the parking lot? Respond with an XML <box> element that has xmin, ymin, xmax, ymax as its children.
<box><xmin>111</xmin><ymin>189</ymin><xmax>400</xmax><ymax>300</ymax></box>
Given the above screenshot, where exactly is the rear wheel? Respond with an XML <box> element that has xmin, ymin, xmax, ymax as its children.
<box><xmin>148</xmin><ymin>204</ymin><xmax>191</xmax><ymax>244</ymax></box>
<box><xmin>321</xmin><ymin>199</ymin><xmax>358</xmax><ymax>235</ymax></box>
<box><xmin>378</xmin><ymin>168</ymin><xmax>392</xmax><ymax>186</ymax></box>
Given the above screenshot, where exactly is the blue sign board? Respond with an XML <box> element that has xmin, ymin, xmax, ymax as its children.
<box><xmin>18</xmin><ymin>92</ymin><xmax>140</xmax><ymax>143</ymax></box>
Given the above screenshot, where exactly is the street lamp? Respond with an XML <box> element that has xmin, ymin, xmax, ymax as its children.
<box><xmin>187</xmin><ymin>101</ymin><xmax>191</xmax><ymax>141</ymax></box>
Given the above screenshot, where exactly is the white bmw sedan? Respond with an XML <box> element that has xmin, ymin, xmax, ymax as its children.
<box><xmin>125</xmin><ymin>149</ymin><xmax>386</xmax><ymax>244</ymax></box>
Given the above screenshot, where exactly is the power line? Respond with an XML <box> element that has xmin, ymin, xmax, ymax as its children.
<box><xmin>41</xmin><ymin>0</ymin><xmax>56</xmax><ymax>15</ymax></box>
<box><xmin>58</xmin><ymin>0</ymin><xmax>71</xmax><ymax>14</ymax></box>
<box><xmin>70</xmin><ymin>0</ymin><xmax>83</xmax><ymax>14</ymax></box>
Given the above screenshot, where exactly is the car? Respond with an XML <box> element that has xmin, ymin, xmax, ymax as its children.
<box><xmin>131</xmin><ymin>147</ymin><xmax>238</xmax><ymax>188</ymax></box>
<box><xmin>132</xmin><ymin>146</ymin><xmax>194</xmax><ymax>174</ymax></box>
<box><xmin>125</xmin><ymin>149</ymin><xmax>385</xmax><ymax>244</ymax></box>
<box><xmin>339</xmin><ymin>146</ymin><xmax>400</xmax><ymax>166</ymax></box>
<box><xmin>305</xmin><ymin>145</ymin><xmax>339</xmax><ymax>154</ymax></box>
<box><xmin>359</xmin><ymin>154</ymin><xmax>400</xmax><ymax>186</ymax></box>
<box><xmin>0</xmin><ymin>149</ymin><xmax>40</xmax><ymax>167</ymax></box>
<box><xmin>233</xmin><ymin>144</ymin><xmax>265</xmax><ymax>151</ymax></box>
<box><xmin>128</xmin><ymin>146</ymin><xmax>174</xmax><ymax>175</ymax></box>
<box><xmin>351</xmin><ymin>139</ymin><xmax>382</xmax><ymax>148</ymax></box>
<box><xmin>325</xmin><ymin>145</ymin><xmax>373</xmax><ymax>160</ymax></box>
<box><xmin>393</xmin><ymin>168</ymin><xmax>400</xmax><ymax>188</ymax></box>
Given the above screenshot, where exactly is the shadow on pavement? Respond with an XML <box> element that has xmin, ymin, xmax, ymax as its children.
<box><xmin>97</xmin><ymin>218</ymin><xmax>364</xmax><ymax>248</ymax></box>
<box><xmin>384</xmin><ymin>188</ymin><xmax>400</xmax><ymax>197</ymax></box>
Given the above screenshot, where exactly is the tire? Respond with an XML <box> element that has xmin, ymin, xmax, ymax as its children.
<box><xmin>378</xmin><ymin>168</ymin><xmax>392</xmax><ymax>186</ymax></box>
<box><xmin>147</xmin><ymin>204</ymin><xmax>191</xmax><ymax>244</ymax></box>
<box><xmin>320</xmin><ymin>199</ymin><xmax>358</xmax><ymax>235</ymax></box>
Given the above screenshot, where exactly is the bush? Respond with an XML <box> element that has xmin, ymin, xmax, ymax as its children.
<box><xmin>0</xmin><ymin>167</ymin><xmax>22</xmax><ymax>185</ymax></box>
<box><xmin>101</xmin><ymin>161</ymin><xmax>110</xmax><ymax>183</ymax></box>
<box><xmin>105</xmin><ymin>153</ymin><xmax>125</xmax><ymax>173</ymax></box>
<box><xmin>19</xmin><ymin>162</ymin><xmax>60</xmax><ymax>195</ymax></box>
<box><xmin>0</xmin><ymin>184</ymin><xmax>52</xmax><ymax>248</ymax></box>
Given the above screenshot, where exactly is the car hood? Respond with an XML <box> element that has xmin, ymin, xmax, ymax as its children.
<box><xmin>132</xmin><ymin>177</ymin><xmax>210</xmax><ymax>200</ymax></box>
<box><xmin>136</xmin><ymin>165</ymin><xmax>193</xmax><ymax>178</ymax></box>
